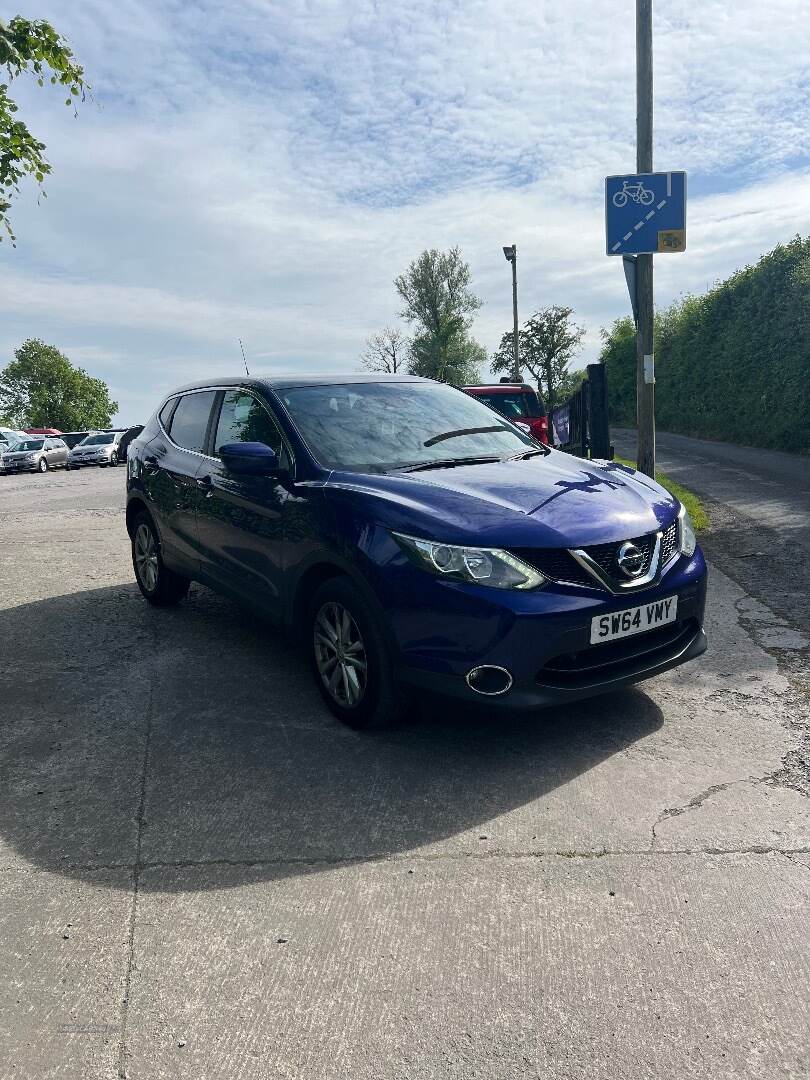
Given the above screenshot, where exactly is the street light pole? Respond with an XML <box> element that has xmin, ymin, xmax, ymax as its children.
<box><xmin>635</xmin><ymin>0</ymin><xmax>655</xmax><ymax>477</ymax></box>
<box><xmin>503</xmin><ymin>244</ymin><xmax>520</xmax><ymax>382</ymax></box>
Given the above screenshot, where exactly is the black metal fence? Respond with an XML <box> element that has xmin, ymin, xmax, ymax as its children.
<box><xmin>551</xmin><ymin>363</ymin><xmax>612</xmax><ymax>460</ymax></box>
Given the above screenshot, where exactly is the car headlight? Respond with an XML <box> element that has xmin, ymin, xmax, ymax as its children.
<box><xmin>392</xmin><ymin>532</ymin><xmax>546</xmax><ymax>590</ymax></box>
<box><xmin>678</xmin><ymin>503</ymin><xmax>697</xmax><ymax>557</ymax></box>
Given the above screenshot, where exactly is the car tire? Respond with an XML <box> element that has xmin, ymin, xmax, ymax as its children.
<box><xmin>110</xmin><ymin>451</ymin><xmax>119</xmax><ymax>466</ymax></box>
<box><xmin>38</xmin><ymin>458</ymin><xmax>48</xmax><ymax>473</ymax></box>
<box><xmin>308</xmin><ymin>576</ymin><xmax>404</xmax><ymax>730</ymax></box>
<box><xmin>131</xmin><ymin>512</ymin><xmax>190</xmax><ymax>606</ymax></box>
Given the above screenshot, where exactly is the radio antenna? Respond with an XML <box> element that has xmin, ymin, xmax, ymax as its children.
<box><xmin>238</xmin><ymin>338</ymin><xmax>250</xmax><ymax>376</ymax></box>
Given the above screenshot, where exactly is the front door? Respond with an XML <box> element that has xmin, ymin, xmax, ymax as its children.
<box><xmin>195</xmin><ymin>388</ymin><xmax>291</xmax><ymax>618</ymax></box>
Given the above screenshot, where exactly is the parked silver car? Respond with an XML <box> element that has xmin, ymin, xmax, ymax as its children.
<box><xmin>67</xmin><ymin>430</ymin><xmax>124</xmax><ymax>469</ymax></box>
<box><xmin>0</xmin><ymin>437</ymin><xmax>69</xmax><ymax>474</ymax></box>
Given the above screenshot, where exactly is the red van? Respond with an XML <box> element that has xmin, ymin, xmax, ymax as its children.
<box><xmin>462</xmin><ymin>383</ymin><xmax>548</xmax><ymax>444</ymax></box>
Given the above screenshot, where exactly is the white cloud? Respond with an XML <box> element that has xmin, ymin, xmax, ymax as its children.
<box><xmin>2</xmin><ymin>0</ymin><xmax>808</xmax><ymax>422</ymax></box>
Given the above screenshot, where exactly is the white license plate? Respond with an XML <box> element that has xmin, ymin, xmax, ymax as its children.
<box><xmin>590</xmin><ymin>595</ymin><xmax>678</xmax><ymax>645</ymax></box>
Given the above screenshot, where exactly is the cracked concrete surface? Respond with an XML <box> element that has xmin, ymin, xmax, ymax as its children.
<box><xmin>1</xmin><ymin>466</ymin><xmax>808</xmax><ymax>1079</ymax></box>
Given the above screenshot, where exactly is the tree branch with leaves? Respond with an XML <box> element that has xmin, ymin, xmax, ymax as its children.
<box><xmin>0</xmin><ymin>16</ymin><xmax>88</xmax><ymax>243</ymax></box>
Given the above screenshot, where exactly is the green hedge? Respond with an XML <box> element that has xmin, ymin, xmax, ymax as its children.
<box><xmin>600</xmin><ymin>236</ymin><xmax>810</xmax><ymax>452</ymax></box>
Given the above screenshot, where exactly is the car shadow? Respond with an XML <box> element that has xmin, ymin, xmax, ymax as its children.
<box><xmin>0</xmin><ymin>583</ymin><xmax>663</xmax><ymax>891</ymax></box>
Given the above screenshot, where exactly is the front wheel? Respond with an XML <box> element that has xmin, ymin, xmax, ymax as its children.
<box><xmin>131</xmin><ymin>513</ymin><xmax>190</xmax><ymax>606</ymax></box>
<box><xmin>38</xmin><ymin>458</ymin><xmax>48</xmax><ymax>473</ymax></box>
<box><xmin>309</xmin><ymin>577</ymin><xmax>404</xmax><ymax>730</ymax></box>
<box><xmin>110</xmin><ymin>451</ymin><xmax>119</xmax><ymax>466</ymax></box>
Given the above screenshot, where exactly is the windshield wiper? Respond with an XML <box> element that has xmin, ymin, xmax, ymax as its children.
<box><xmin>397</xmin><ymin>455</ymin><xmax>502</xmax><ymax>473</ymax></box>
<box><xmin>509</xmin><ymin>447</ymin><xmax>551</xmax><ymax>460</ymax></box>
<box><xmin>423</xmin><ymin>426</ymin><xmax>505</xmax><ymax>447</ymax></box>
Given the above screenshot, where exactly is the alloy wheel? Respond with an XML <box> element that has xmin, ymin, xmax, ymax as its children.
<box><xmin>134</xmin><ymin>523</ymin><xmax>159</xmax><ymax>592</ymax></box>
<box><xmin>314</xmin><ymin>601</ymin><xmax>368</xmax><ymax>708</ymax></box>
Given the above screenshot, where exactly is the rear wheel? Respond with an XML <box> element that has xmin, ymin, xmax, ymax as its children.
<box><xmin>308</xmin><ymin>577</ymin><xmax>403</xmax><ymax>730</ymax></box>
<box><xmin>131</xmin><ymin>513</ymin><xmax>190</xmax><ymax>606</ymax></box>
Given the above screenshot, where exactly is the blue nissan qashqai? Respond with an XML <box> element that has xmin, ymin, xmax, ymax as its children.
<box><xmin>126</xmin><ymin>374</ymin><xmax>707</xmax><ymax>728</ymax></box>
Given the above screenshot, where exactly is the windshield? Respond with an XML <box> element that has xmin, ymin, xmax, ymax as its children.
<box><xmin>475</xmin><ymin>391</ymin><xmax>544</xmax><ymax>419</ymax></box>
<box><xmin>79</xmin><ymin>433</ymin><xmax>114</xmax><ymax>445</ymax></box>
<box><xmin>12</xmin><ymin>440</ymin><xmax>44</xmax><ymax>452</ymax></box>
<box><xmin>279</xmin><ymin>382</ymin><xmax>535</xmax><ymax>472</ymax></box>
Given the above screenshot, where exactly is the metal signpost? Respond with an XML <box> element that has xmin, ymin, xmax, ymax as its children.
<box><xmin>603</xmin><ymin>0</ymin><xmax>687</xmax><ymax>479</ymax></box>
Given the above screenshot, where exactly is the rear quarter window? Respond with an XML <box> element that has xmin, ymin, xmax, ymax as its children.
<box><xmin>167</xmin><ymin>391</ymin><xmax>217</xmax><ymax>454</ymax></box>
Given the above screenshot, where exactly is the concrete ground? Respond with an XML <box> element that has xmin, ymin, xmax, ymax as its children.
<box><xmin>1</xmin><ymin>463</ymin><xmax>808</xmax><ymax>1079</ymax></box>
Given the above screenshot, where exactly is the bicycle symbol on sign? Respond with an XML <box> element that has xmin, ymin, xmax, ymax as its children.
<box><xmin>612</xmin><ymin>180</ymin><xmax>655</xmax><ymax>208</ymax></box>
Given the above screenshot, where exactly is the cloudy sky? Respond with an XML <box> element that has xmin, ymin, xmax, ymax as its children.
<box><xmin>2</xmin><ymin>0</ymin><xmax>809</xmax><ymax>423</ymax></box>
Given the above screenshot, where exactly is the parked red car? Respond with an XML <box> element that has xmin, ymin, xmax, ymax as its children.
<box><xmin>23</xmin><ymin>427</ymin><xmax>62</xmax><ymax>436</ymax></box>
<box><xmin>462</xmin><ymin>382</ymin><xmax>548</xmax><ymax>443</ymax></box>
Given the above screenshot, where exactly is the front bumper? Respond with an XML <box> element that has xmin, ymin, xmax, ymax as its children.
<box><xmin>1</xmin><ymin>461</ymin><xmax>38</xmax><ymax>472</ymax></box>
<box><xmin>378</xmin><ymin>544</ymin><xmax>709</xmax><ymax>710</ymax></box>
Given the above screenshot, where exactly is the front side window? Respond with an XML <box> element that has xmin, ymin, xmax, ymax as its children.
<box><xmin>280</xmin><ymin>382</ymin><xmax>534</xmax><ymax>473</ymax></box>
<box><xmin>476</xmin><ymin>392</ymin><xmax>543</xmax><ymax>419</ymax></box>
<box><xmin>213</xmin><ymin>390</ymin><xmax>283</xmax><ymax>456</ymax></box>
<box><xmin>168</xmin><ymin>391</ymin><xmax>217</xmax><ymax>453</ymax></box>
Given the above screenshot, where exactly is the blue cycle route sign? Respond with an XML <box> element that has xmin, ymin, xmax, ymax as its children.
<box><xmin>605</xmin><ymin>171</ymin><xmax>686</xmax><ymax>256</ymax></box>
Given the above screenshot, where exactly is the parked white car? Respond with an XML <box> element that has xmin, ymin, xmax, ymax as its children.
<box><xmin>0</xmin><ymin>427</ymin><xmax>27</xmax><ymax>455</ymax></box>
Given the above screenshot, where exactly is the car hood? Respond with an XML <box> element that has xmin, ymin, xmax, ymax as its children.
<box><xmin>326</xmin><ymin>453</ymin><xmax>677</xmax><ymax>548</ymax></box>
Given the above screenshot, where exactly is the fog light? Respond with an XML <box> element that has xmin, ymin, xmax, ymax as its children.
<box><xmin>466</xmin><ymin>665</ymin><xmax>513</xmax><ymax>696</ymax></box>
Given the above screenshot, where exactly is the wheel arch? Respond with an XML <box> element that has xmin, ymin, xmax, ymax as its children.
<box><xmin>125</xmin><ymin>495</ymin><xmax>155</xmax><ymax>539</ymax></box>
<box><xmin>289</xmin><ymin>557</ymin><xmax>398</xmax><ymax>659</ymax></box>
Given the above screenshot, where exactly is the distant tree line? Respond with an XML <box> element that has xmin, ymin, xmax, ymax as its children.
<box><xmin>600</xmin><ymin>236</ymin><xmax>810</xmax><ymax>453</ymax></box>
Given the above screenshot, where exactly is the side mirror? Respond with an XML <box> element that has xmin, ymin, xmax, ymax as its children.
<box><xmin>219</xmin><ymin>441</ymin><xmax>281</xmax><ymax>476</ymax></box>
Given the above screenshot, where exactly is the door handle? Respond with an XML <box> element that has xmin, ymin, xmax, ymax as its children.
<box><xmin>196</xmin><ymin>473</ymin><xmax>214</xmax><ymax>496</ymax></box>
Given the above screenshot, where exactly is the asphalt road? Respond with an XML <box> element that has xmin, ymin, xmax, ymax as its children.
<box><xmin>1</xmin><ymin>465</ymin><xmax>808</xmax><ymax>1079</ymax></box>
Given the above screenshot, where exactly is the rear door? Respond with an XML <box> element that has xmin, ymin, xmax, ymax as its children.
<box><xmin>144</xmin><ymin>389</ymin><xmax>218</xmax><ymax>572</ymax></box>
<box><xmin>195</xmin><ymin>387</ymin><xmax>292</xmax><ymax>616</ymax></box>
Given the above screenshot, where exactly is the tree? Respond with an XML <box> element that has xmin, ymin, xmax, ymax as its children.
<box><xmin>359</xmin><ymin>327</ymin><xmax>407</xmax><ymax>374</ymax></box>
<box><xmin>394</xmin><ymin>247</ymin><xmax>483</xmax><ymax>383</ymax></box>
<box><xmin>0</xmin><ymin>339</ymin><xmax>117</xmax><ymax>429</ymax></box>
<box><xmin>492</xmin><ymin>305</ymin><xmax>586</xmax><ymax>413</ymax></box>
<box><xmin>0</xmin><ymin>17</ymin><xmax>88</xmax><ymax>243</ymax></box>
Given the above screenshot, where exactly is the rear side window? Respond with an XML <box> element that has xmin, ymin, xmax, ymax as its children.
<box><xmin>167</xmin><ymin>391</ymin><xmax>217</xmax><ymax>453</ymax></box>
<box><xmin>159</xmin><ymin>399</ymin><xmax>177</xmax><ymax>429</ymax></box>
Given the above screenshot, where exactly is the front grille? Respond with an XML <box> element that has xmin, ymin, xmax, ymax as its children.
<box><xmin>512</xmin><ymin>517</ymin><xmax>681</xmax><ymax>592</ymax></box>
<box><xmin>537</xmin><ymin>618</ymin><xmax>700</xmax><ymax>688</ymax></box>
<box><xmin>660</xmin><ymin>518</ymin><xmax>678</xmax><ymax>564</ymax></box>
<box><xmin>582</xmin><ymin>532</ymin><xmax>656</xmax><ymax>578</ymax></box>
<box><xmin>510</xmin><ymin>548</ymin><xmax>595</xmax><ymax>587</ymax></box>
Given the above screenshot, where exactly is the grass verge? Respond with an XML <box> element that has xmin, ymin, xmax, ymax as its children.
<box><xmin>614</xmin><ymin>456</ymin><xmax>709</xmax><ymax>531</ymax></box>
